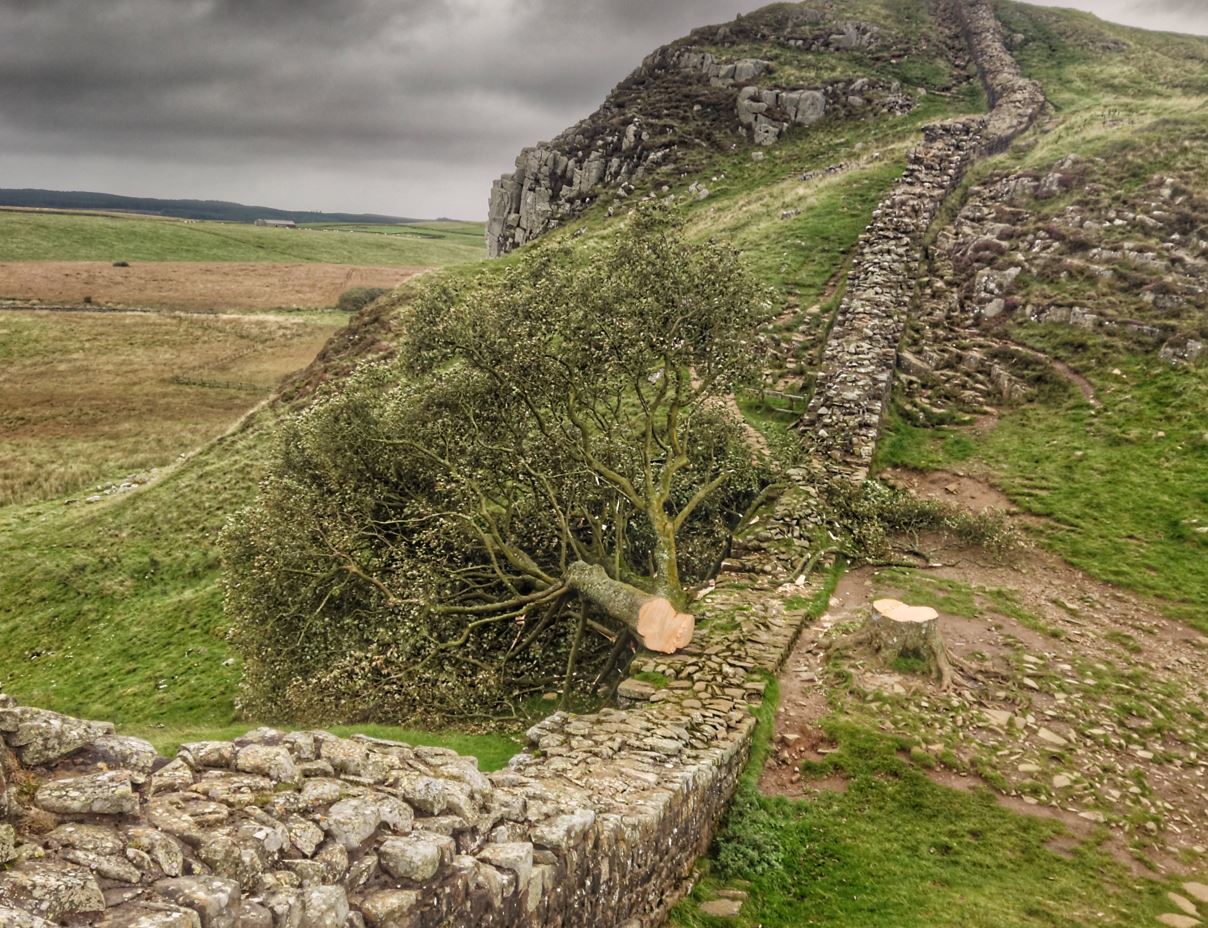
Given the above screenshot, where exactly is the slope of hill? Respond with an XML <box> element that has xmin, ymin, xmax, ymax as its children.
<box><xmin>878</xmin><ymin>0</ymin><xmax>1208</xmax><ymax>629</ymax></box>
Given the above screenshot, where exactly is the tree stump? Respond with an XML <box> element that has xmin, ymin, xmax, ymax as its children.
<box><xmin>834</xmin><ymin>598</ymin><xmax>955</xmax><ymax>689</ymax></box>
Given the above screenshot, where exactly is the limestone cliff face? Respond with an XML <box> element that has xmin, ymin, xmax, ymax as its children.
<box><xmin>486</xmin><ymin>8</ymin><xmax>920</xmax><ymax>257</ymax></box>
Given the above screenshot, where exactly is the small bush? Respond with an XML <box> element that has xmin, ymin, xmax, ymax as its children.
<box><xmin>112</xmin><ymin>260</ymin><xmax>130</xmax><ymax>268</ymax></box>
<box><xmin>822</xmin><ymin>479</ymin><xmax>1024</xmax><ymax>562</ymax></box>
<box><xmin>336</xmin><ymin>287</ymin><xmax>388</xmax><ymax>313</ymax></box>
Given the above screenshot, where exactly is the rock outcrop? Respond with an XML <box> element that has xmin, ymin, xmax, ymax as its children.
<box><xmin>902</xmin><ymin>152</ymin><xmax>1207</xmax><ymax>418</ymax></box>
<box><xmin>486</xmin><ymin>9</ymin><xmax>921</xmax><ymax>257</ymax></box>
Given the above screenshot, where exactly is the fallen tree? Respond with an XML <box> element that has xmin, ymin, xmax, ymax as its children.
<box><xmin>224</xmin><ymin>205</ymin><xmax>772</xmax><ymax>723</ymax></box>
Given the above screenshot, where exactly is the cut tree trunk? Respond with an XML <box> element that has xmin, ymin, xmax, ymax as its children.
<box><xmin>565</xmin><ymin>561</ymin><xmax>694</xmax><ymax>654</ymax></box>
<box><xmin>834</xmin><ymin>598</ymin><xmax>955</xmax><ymax>689</ymax></box>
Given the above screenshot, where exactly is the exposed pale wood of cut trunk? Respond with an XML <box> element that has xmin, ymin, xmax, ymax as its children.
<box><xmin>565</xmin><ymin>561</ymin><xmax>694</xmax><ymax>654</ymax></box>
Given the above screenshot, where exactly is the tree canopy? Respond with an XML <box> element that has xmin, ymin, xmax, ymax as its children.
<box><xmin>223</xmin><ymin>206</ymin><xmax>772</xmax><ymax>724</ymax></box>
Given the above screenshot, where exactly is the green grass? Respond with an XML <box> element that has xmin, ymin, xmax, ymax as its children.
<box><xmin>0</xmin><ymin>412</ymin><xmax>273</xmax><ymax>726</ymax></box>
<box><xmin>678</xmin><ymin>81</ymin><xmax>983</xmax><ymax>305</ymax></box>
<box><xmin>672</xmin><ymin>692</ymin><xmax>1186</xmax><ymax>928</ymax></box>
<box><xmin>124</xmin><ymin>722</ymin><xmax>519</xmax><ymax>771</ymax></box>
<box><xmin>0</xmin><ymin>211</ymin><xmax>485</xmax><ymax>265</ymax></box>
<box><xmin>631</xmin><ymin>671</ymin><xmax>671</xmax><ymax>690</ymax></box>
<box><xmin>301</xmin><ymin>220</ymin><xmax>485</xmax><ymax>242</ymax></box>
<box><xmin>877</xmin><ymin>333</ymin><xmax>1208</xmax><ymax>632</ymax></box>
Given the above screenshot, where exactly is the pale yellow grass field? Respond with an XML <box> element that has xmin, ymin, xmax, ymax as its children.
<box><xmin>0</xmin><ymin>307</ymin><xmax>346</xmax><ymax>505</ymax></box>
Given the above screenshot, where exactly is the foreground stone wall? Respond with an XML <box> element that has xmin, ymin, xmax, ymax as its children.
<box><xmin>0</xmin><ymin>565</ymin><xmax>810</xmax><ymax>928</ymax></box>
<box><xmin>795</xmin><ymin>0</ymin><xmax>1045</xmax><ymax>480</ymax></box>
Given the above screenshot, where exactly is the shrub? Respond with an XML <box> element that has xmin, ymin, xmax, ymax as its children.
<box><xmin>336</xmin><ymin>287</ymin><xmax>388</xmax><ymax>314</ymax></box>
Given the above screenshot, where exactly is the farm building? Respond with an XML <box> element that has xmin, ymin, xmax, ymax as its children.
<box><xmin>254</xmin><ymin>218</ymin><xmax>296</xmax><ymax>228</ymax></box>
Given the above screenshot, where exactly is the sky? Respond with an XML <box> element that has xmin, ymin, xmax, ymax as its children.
<box><xmin>1</xmin><ymin>0</ymin><xmax>1204</xmax><ymax>221</ymax></box>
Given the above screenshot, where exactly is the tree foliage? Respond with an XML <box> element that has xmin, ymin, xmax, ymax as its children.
<box><xmin>223</xmin><ymin>206</ymin><xmax>773</xmax><ymax>724</ymax></box>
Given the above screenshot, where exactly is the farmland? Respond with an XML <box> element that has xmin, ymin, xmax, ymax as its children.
<box><xmin>0</xmin><ymin>306</ymin><xmax>346</xmax><ymax>505</ymax></box>
<box><xmin>0</xmin><ymin>261</ymin><xmax>421</xmax><ymax>311</ymax></box>
<box><xmin>0</xmin><ymin>208</ymin><xmax>487</xmax><ymax>506</ymax></box>
<box><xmin>0</xmin><ymin>208</ymin><xmax>485</xmax><ymax>265</ymax></box>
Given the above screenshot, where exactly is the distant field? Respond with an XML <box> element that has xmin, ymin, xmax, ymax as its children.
<box><xmin>0</xmin><ymin>209</ymin><xmax>486</xmax><ymax>265</ymax></box>
<box><xmin>0</xmin><ymin>210</ymin><xmax>481</xmax><ymax>500</ymax></box>
<box><xmin>0</xmin><ymin>261</ymin><xmax>421</xmax><ymax>311</ymax></box>
<box><xmin>302</xmin><ymin>219</ymin><xmax>485</xmax><ymax>240</ymax></box>
<box><xmin>0</xmin><ymin>307</ymin><xmax>346</xmax><ymax>505</ymax></box>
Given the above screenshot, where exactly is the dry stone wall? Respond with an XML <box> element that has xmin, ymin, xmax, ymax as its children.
<box><xmin>795</xmin><ymin>0</ymin><xmax>1045</xmax><ymax>480</ymax></box>
<box><xmin>796</xmin><ymin>115</ymin><xmax>986</xmax><ymax>479</ymax></box>
<box><xmin>0</xmin><ymin>567</ymin><xmax>814</xmax><ymax>928</ymax></box>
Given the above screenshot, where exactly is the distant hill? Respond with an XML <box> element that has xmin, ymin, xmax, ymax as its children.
<box><xmin>0</xmin><ymin>188</ymin><xmax>420</xmax><ymax>225</ymax></box>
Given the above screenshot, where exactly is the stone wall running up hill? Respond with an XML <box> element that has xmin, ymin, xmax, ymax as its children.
<box><xmin>795</xmin><ymin>0</ymin><xmax>1045</xmax><ymax>480</ymax></box>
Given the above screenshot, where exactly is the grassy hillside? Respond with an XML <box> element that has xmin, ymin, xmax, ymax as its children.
<box><xmin>0</xmin><ymin>413</ymin><xmax>268</xmax><ymax>726</ymax></box>
<box><xmin>2</xmin><ymin>0</ymin><xmax>1207</xmax><ymax>922</ymax></box>
<box><xmin>0</xmin><ymin>210</ymin><xmax>485</xmax><ymax>265</ymax></box>
<box><xmin>878</xmin><ymin>2</ymin><xmax>1208</xmax><ymax>629</ymax></box>
<box><xmin>672</xmin><ymin>678</ymin><xmax>1186</xmax><ymax>928</ymax></box>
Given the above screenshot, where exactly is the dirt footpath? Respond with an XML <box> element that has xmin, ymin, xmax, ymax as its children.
<box><xmin>0</xmin><ymin>261</ymin><xmax>423</xmax><ymax>311</ymax></box>
<box><xmin>764</xmin><ymin>469</ymin><xmax>1208</xmax><ymax>876</ymax></box>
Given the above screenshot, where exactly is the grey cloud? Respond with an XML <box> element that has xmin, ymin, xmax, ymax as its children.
<box><xmin>0</xmin><ymin>0</ymin><xmax>767</xmax><ymax>216</ymax></box>
<box><xmin>1026</xmin><ymin>0</ymin><xmax>1208</xmax><ymax>33</ymax></box>
<box><xmin>1</xmin><ymin>0</ymin><xmax>1204</xmax><ymax>219</ymax></box>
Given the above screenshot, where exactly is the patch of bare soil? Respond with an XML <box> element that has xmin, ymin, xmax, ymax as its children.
<box><xmin>0</xmin><ymin>262</ymin><xmax>422</xmax><ymax>311</ymax></box>
<box><xmin>766</xmin><ymin>473</ymin><xmax>1208</xmax><ymax>876</ymax></box>
<box><xmin>882</xmin><ymin>466</ymin><xmax>1016</xmax><ymax>512</ymax></box>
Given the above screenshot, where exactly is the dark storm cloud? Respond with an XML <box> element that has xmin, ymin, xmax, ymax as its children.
<box><xmin>1</xmin><ymin>0</ymin><xmax>1204</xmax><ymax>218</ymax></box>
<box><xmin>0</xmin><ymin>0</ymin><xmax>775</xmax><ymax>215</ymax></box>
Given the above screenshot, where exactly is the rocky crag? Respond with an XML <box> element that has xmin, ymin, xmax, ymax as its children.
<box><xmin>486</xmin><ymin>8</ymin><xmax>924</xmax><ymax>256</ymax></box>
<box><xmin>792</xmin><ymin>0</ymin><xmax>1044</xmax><ymax>481</ymax></box>
<box><xmin>898</xmin><ymin>152</ymin><xmax>1208</xmax><ymax>420</ymax></box>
